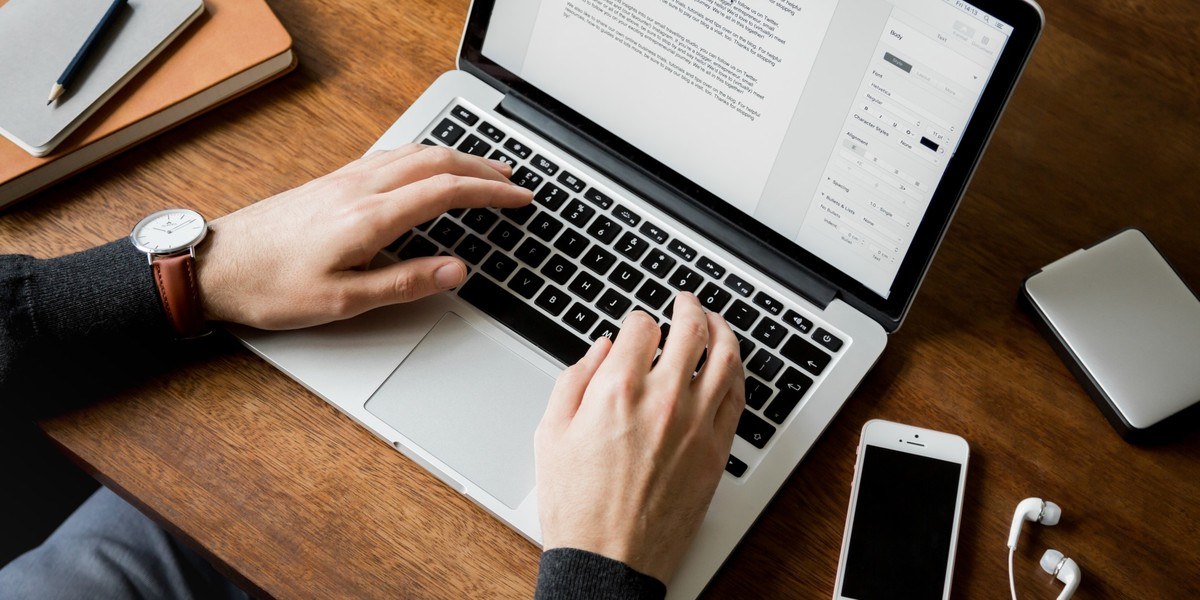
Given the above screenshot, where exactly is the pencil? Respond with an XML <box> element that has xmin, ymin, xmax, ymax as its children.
<box><xmin>47</xmin><ymin>0</ymin><xmax>128</xmax><ymax>105</ymax></box>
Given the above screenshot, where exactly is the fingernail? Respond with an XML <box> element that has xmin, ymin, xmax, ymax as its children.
<box><xmin>435</xmin><ymin>262</ymin><xmax>465</xmax><ymax>289</ymax></box>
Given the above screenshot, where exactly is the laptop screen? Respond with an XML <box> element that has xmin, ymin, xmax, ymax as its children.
<box><xmin>469</xmin><ymin>0</ymin><xmax>1036</xmax><ymax>308</ymax></box>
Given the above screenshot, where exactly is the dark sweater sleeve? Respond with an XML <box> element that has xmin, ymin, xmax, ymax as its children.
<box><xmin>0</xmin><ymin>240</ymin><xmax>171</xmax><ymax>411</ymax></box>
<box><xmin>535</xmin><ymin>549</ymin><xmax>666</xmax><ymax>600</ymax></box>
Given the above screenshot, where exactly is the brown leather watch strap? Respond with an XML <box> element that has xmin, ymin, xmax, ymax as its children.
<box><xmin>152</xmin><ymin>253</ymin><xmax>208</xmax><ymax>338</ymax></box>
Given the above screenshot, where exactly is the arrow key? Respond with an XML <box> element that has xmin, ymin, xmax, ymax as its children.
<box><xmin>736</xmin><ymin>410</ymin><xmax>776</xmax><ymax>449</ymax></box>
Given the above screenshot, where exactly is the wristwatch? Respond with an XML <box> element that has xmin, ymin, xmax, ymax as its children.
<box><xmin>130</xmin><ymin>208</ymin><xmax>210</xmax><ymax>338</ymax></box>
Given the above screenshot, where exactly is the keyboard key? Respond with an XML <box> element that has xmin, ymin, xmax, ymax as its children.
<box><xmin>751</xmin><ymin>320</ymin><xmax>786</xmax><ymax>349</ymax></box>
<box><xmin>725</xmin><ymin>273</ymin><xmax>754</xmax><ymax>297</ymax></box>
<box><xmin>813</xmin><ymin>328</ymin><xmax>844</xmax><ymax>352</ymax></box>
<box><xmin>514</xmin><ymin>238</ymin><xmax>551</xmax><ymax>268</ymax></box>
<box><xmin>459</xmin><ymin>275</ymin><xmax>589</xmax><ymax>365</ymax></box>
<box><xmin>420</xmin><ymin>138</ymin><xmax>437</xmax><ymax>146</ymax></box>
<box><xmin>764</xmin><ymin>393</ymin><xmax>803</xmax><ymax>425</ymax></box>
<box><xmin>697</xmin><ymin>282</ymin><xmax>732</xmax><ymax>312</ymax></box>
<box><xmin>568</xmin><ymin>271</ymin><xmax>604</xmax><ymax>302</ymax></box>
<box><xmin>431</xmin><ymin>118</ymin><xmax>465</xmax><ymax>145</ymax></box>
<box><xmin>747</xmin><ymin>349</ymin><xmax>784</xmax><ymax>381</ymax></box>
<box><xmin>398</xmin><ymin>235</ymin><xmax>437</xmax><ymax>260</ymax></box>
<box><xmin>562</xmin><ymin>302</ymin><xmax>599</xmax><ymax>334</ymax></box>
<box><xmin>511</xmin><ymin>167</ymin><xmax>543</xmax><ymax>191</ymax></box>
<box><xmin>776</xmin><ymin>367</ymin><xmax>814</xmax><ymax>397</ymax></box>
<box><xmin>584</xmin><ymin>187</ymin><xmax>613</xmax><ymax>209</ymax></box>
<box><xmin>508</xmin><ymin>268</ymin><xmax>545</xmax><ymax>299</ymax></box>
<box><xmin>634</xmin><ymin>279</ymin><xmax>671</xmax><ymax>309</ymax></box>
<box><xmin>557</xmin><ymin>171</ymin><xmax>586</xmax><ymax>193</ymax></box>
<box><xmin>667</xmin><ymin>265</ymin><xmax>703</xmax><ymax>293</ymax></box>
<box><xmin>614</xmin><ymin>232</ymin><xmax>649</xmax><ymax>261</ymax></box>
<box><xmin>536</xmin><ymin>285</ymin><xmax>570</xmax><ymax>316</ymax></box>
<box><xmin>541</xmin><ymin>254</ymin><xmax>578</xmax><ymax>284</ymax></box>
<box><xmin>781</xmin><ymin>336</ymin><xmax>831</xmax><ymax>376</ymax></box>
<box><xmin>553</xmin><ymin>228</ymin><xmax>590</xmax><ymax>258</ymax></box>
<box><xmin>638</xmin><ymin>222</ymin><xmax>669</xmax><ymax>244</ymax></box>
<box><xmin>457</xmin><ymin>134</ymin><xmax>491</xmax><ymax>157</ymax></box>
<box><xmin>581</xmin><ymin>246</ymin><xmax>617</xmax><ymax>275</ymax></box>
<box><xmin>386</xmin><ymin>232</ymin><xmax>411</xmax><ymax>253</ymax></box>
<box><xmin>591</xmin><ymin>320</ymin><xmax>620</xmax><ymax>341</ymax></box>
<box><xmin>696</xmin><ymin>256</ymin><xmax>726</xmax><ymax>279</ymax></box>
<box><xmin>454</xmin><ymin>234</ymin><xmax>491</xmax><ymax>265</ymax></box>
<box><xmin>736</xmin><ymin>410</ymin><xmax>776</xmax><ymax>449</ymax></box>
<box><xmin>782</xmin><ymin>310</ymin><xmax>814</xmax><ymax>334</ymax></box>
<box><xmin>449</xmin><ymin>105</ymin><xmax>478</xmax><ymax>126</ymax></box>
<box><xmin>611</xmin><ymin>204</ymin><xmax>641</xmax><ymax>227</ymax></box>
<box><xmin>585</xmin><ymin>217</ymin><xmax>622</xmax><ymax>244</ymax></box>
<box><xmin>724</xmin><ymin>300</ymin><xmax>760</xmax><ymax>331</ymax></box>
<box><xmin>462</xmin><ymin>208</ymin><xmax>499</xmax><ymax>234</ymax></box>
<box><xmin>596</xmin><ymin>289</ymin><xmax>632</xmax><ymax>319</ymax></box>
<box><xmin>667</xmin><ymin>239</ymin><xmax>696</xmax><ymax>262</ymax></box>
<box><xmin>607</xmin><ymin>262</ymin><xmax>645</xmax><ymax>293</ymax></box>
<box><xmin>658</xmin><ymin>322</ymin><xmax>671</xmax><ymax>349</ymax></box>
<box><xmin>481</xmin><ymin>252</ymin><xmax>518</xmax><ymax>281</ymax></box>
<box><xmin>429</xmin><ymin>218</ymin><xmax>465</xmax><ymax>248</ymax></box>
<box><xmin>529</xmin><ymin>213</ymin><xmax>564</xmax><ymax>241</ymax></box>
<box><xmin>725</xmin><ymin>455</ymin><xmax>748</xmax><ymax>478</ymax></box>
<box><xmin>478</xmin><ymin>121</ymin><xmax>504</xmax><ymax>142</ymax></box>
<box><xmin>534</xmin><ymin>183</ymin><xmax>569</xmax><ymax>211</ymax></box>
<box><xmin>753</xmin><ymin>292</ymin><xmax>783</xmax><ymax>315</ymax></box>
<box><xmin>500</xmin><ymin>203</ymin><xmax>536</xmax><ymax>225</ymax></box>
<box><xmin>640</xmin><ymin>251</ymin><xmax>676</xmax><ymax>278</ymax></box>
<box><xmin>745</xmin><ymin>377</ymin><xmax>773</xmax><ymax>410</ymax></box>
<box><xmin>487</xmin><ymin>220</ymin><xmax>524</xmax><ymax>251</ymax></box>
<box><xmin>531</xmin><ymin>154</ymin><xmax>559</xmax><ymax>176</ymax></box>
<box><xmin>735</xmin><ymin>333</ymin><xmax>756</xmax><ymax>360</ymax></box>
<box><xmin>503</xmin><ymin>138</ymin><xmax>532</xmax><ymax>159</ymax></box>
<box><xmin>488</xmin><ymin>150</ymin><xmax>517</xmax><ymax>168</ymax></box>
<box><xmin>563</xmin><ymin>199</ymin><xmax>596</xmax><ymax>228</ymax></box>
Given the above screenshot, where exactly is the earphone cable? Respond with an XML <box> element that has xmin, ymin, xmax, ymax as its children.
<box><xmin>1009</xmin><ymin>547</ymin><xmax>1018</xmax><ymax>600</ymax></box>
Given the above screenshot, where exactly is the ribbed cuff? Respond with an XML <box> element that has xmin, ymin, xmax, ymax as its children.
<box><xmin>534</xmin><ymin>548</ymin><xmax>666</xmax><ymax>600</ymax></box>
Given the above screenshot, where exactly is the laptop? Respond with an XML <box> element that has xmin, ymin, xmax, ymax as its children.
<box><xmin>235</xmin><ymin>0</ymin><xmax>1043</xmax><ymax>596</ymax></box>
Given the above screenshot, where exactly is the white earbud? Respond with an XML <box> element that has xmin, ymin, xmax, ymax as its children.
<box><xmin>1007</xmin><ymin>497</ymin><xmax>1062</xmax><ymax>550</ymax></box>
<box><xmin>1040</xmin><ymin>549</ymin><xmax>1081</xmax><ymax>600</ymax></box>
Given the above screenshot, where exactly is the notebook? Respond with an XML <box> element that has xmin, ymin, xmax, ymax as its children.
<box><xmin>0</xmin><ymin>0</ymin><xmax>205</xmax><ymax>156</ymax></box>
<box><xmin>0</xmin><ymin>0</ymin><xmax>295</xmax><ymax>209</ymax></box>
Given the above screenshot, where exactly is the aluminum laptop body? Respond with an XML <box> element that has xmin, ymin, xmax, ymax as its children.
<box><xmin>234</xmin><ymin>0</ymin><xmax>1043</xmax><ymax>597</ymax></box>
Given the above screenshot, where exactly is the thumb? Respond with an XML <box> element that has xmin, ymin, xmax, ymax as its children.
<box><xmin>345</xmin><ymin>256</ymin><xmax>467</xmax><ymax>313</ymax></box>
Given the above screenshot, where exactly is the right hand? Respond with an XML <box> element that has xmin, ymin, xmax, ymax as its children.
<box><xmin>197</xmin><ymin>145</ymin><xmax>533</xmax><ymax>330</ymax></box>
<box><xmin>534</xmin><ymin>293</ymin><xmax>746</xmax><ymax>584</ymax></box>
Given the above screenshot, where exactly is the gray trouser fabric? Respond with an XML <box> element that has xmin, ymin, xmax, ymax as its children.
<box><xmin>0</xmin><ymin>487</ymin><xmax>249</xmax><ymax>600</ymax></box>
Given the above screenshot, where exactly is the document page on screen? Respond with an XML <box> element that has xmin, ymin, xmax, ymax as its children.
<box><xmin>481</xmin><ymin>0</ymin><xmax>1011</xmax><ymax>298</ymax></box>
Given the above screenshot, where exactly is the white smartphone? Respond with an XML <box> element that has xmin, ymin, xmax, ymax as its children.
<box><xmin>832</xmin><ymin>419</ymin><xmax>970</xmax><ymax>600</ymax></box>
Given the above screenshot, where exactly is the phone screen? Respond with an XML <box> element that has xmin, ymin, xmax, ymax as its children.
<box><xmin>840</xmin><ymin>445</ymin><xmax>963</xmax><ymax>600</ymax></box>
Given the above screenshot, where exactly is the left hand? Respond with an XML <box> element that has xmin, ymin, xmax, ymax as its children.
<box><xmin>196</xmin><ymin>144</ymin><xmax>533</xmax><ymax>329</ymax></box>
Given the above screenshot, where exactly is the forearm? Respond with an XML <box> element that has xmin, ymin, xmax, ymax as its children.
<box><xmin>534</xmin><ymin>549</ymin><xmax>666</xmax><ymax>600</ymax></box>
<box><xmin>0</xmin><ymin>241</ymin><xmax>169</xmax><ymax>409</ymax></box>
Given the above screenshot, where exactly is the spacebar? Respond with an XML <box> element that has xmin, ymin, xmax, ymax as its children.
<box><xmin>457</xmin><ymin>275</ymin><xmax>591</xmax><ymax>366</ymax></box>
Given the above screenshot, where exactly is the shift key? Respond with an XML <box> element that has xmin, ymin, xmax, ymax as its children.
<box><xmin>458</xmin><ymin>275</ymin><xmax>590</xmax><ymax>366</ymax></box>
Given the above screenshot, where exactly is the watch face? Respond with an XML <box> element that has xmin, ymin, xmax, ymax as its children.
<box><xmin>130</xmin><ymin>209</ymin><xmax>207</xmax><ymax>254</ymax></box>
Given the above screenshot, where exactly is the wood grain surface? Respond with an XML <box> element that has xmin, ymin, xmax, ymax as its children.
<box><xmin>3</xmin><ymin>0</ymin><xmax>1198</xmax><ymax>597</ymax></box>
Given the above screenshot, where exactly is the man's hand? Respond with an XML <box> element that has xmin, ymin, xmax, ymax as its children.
<box><xmin>197</xmin><ymin>145</ymin><xmax>532</xmax><ymax>330</ymax></box>
<box><xmin>535</xmin><ymin>292</ymin><xmax>746</xmax><ymax>584</ymax></box>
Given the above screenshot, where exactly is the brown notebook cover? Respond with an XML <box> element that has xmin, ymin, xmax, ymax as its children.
<box><xmin>0</xmin><ymin>0</ymin><xmax>295</xmax><ymax>208</ymax></box>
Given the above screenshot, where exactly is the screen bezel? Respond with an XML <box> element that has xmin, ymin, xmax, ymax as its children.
<box><xmin>835</xmin><ymin>419</ymin><xmax>970</xmax><ymax>600</ymax></box>
<box><xmin>458</xmin><ymin>0</ymin><xmax>1044</xmax><ymax>328</ymax></box>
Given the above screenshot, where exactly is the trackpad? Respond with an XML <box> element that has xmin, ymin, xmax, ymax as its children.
<box><xmin>364</xmin><ymin>313</ymin><xmax>555</xmax><ymax>509</ymax></box>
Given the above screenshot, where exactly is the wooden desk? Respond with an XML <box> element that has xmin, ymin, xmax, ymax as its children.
<box><xmin>2</xmin><ymin>0</ymin><xmax>1197</xmax><ymax>597</ymax></box>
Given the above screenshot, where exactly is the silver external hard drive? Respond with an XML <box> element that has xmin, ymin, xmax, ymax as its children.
<box><xmin>1021</xmin><ymin>229</ymin><xmax>1200</xmax><ymax>441</ymax></box>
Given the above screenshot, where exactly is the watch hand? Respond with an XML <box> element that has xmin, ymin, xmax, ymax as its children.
<box><xmin>169</xmin><ymin>218</ymin><xmax>197</xmax><ymax>232</ymax></box>
<box><xmin>152</xmin><ymin>227</ymin><xmax>171</xmax><ymax>233</ymax></box>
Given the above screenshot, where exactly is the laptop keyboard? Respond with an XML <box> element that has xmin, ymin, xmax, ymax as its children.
<box><xmin>385</xmin><ymin>100</ymin><xmax>850</xmax><ymax>481</ymax></box>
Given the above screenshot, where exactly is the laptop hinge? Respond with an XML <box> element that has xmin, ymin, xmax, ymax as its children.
<box><xmin>496</xmin><ymin>91</ymin><xmax>839</xmax><ymax>310</ymax></box>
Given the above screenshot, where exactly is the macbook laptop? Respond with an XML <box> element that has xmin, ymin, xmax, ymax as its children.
<box><xmin>235</xmin><ymin>0</ymin><xmax>1042</xmax><ymax>596</ymax></box>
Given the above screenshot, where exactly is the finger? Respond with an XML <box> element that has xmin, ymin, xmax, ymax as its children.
<box><xmin>694</xmin><ymin>311</ymin><xmax>744</xmax><ymax>420</ymax></box>
<box><xmin>654</xmin><ymin>293</ymin><xmax>708</xmax><ymax>384</ymax></box>
<box><xmin>592</xmin><ymin>310</ymin><xmax>661</xmax><ymax>383</ymax></box>
<box><xmin>370</xmin><ymin>176</ymin><xmax>533</xmax><ymax>249</ymax></box>
<box><xmin>337</xmin><ymin>256</ymin><xmax>468</xmax><ymax>316</ymax></box>
<box><xmin>542</xmin><ymin>338</ymin><xmax>612</xmax><ymax>428</ymax></box>
<box><xmin>372</xmin><ymin>146</ymin><xmax>513</xmax><ymax>193</ymax></box>
<box><xmin>358</xmin><ymin>143</ymin><xmax>431</xmax><ymax>169</ymax></box>
<box><xmin>713</xmin><ymin>385</ymin><xmax>744</xmax><ymax>447</ymax></box>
